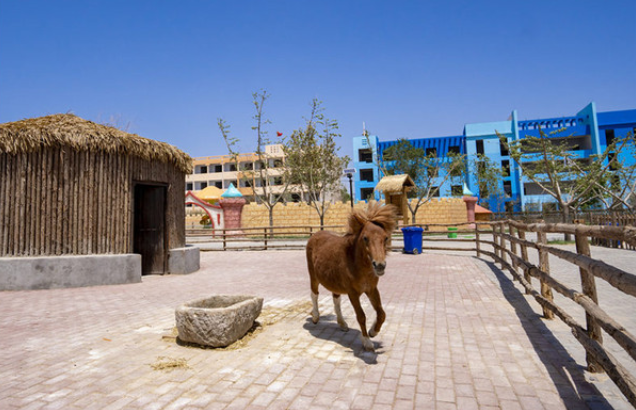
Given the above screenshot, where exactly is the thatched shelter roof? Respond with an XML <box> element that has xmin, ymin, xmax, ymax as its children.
<box><xmin>475</xmin><ymin>204</ymin><xmax>493</xmax><ymax>214</ymax></box>
<box><xmin>0</xmin><ymin>114</ymin><xmax>192</xmax><ymax>173</ymax></box>
<box><xmin>375</xmin><ymin>174</ymin><xmax>415</xmax><ymax>193</ymax></box>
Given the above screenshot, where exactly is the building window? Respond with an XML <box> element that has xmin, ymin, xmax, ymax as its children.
<box><xmin>358</xmin><ymin>149</ymin><xmax>373</xmax><ymax>163</ymax></box>
<box><xmin>451</xmin><ymin>185</ymin><xmax>462</xmax><ymax>196</ymax></box>
<box><xmin>609</xmin><ymin>152</ymin><xmax>619</xmax><ymax>171</ymax></box>
<box><xmin>214</xmin><ymin>181</ymin><xmax>222</xmax><ymax>188</ymax></box>
<box><xmin>198</xmin><ymin>182</ymin><xmax>208</xmax><ymax>190</ymax></box>
<box><xmin>360</xmin><ymin>169</ymin><xmax>374</xmax><ymax>182</ymax></box>
<box><xmin>500</xmin><ymin>139</ymin><xmax>509</xmax><ymax>156</ymax></box>
<box><xmin>426</xmin><ymin>147</ymin><xmax>437</xmax><ymax>157</ymax></box>
<box><xmin>431</xmin><ymin>186</ymin><xmax>440</xmax><ymax>197</ymax></box>
<box><xmin>186</xmin><ymin>183</ymin><xmax>193</xmax><ymax>191</ymax></box>
<box><xmin>504</xmin><ymin>181</ymin><xmax>512</xmax><ymax>198</ymax></box>
<box><xmin>449</xmin><ymin>145</ymin><xmax>460</xmax><ymax>154</ymax></box>
<box><xmin>360</xmin><ymin>188</ymin><xmax>375</xmax><ymax>200</ymax></box>
<box><xmin>197</xmin><ymin>165</ymin><xmax>208</xmax><ymax>174</ymax></box>
<box><xmin>502</xmin><ymin>160</ymin><xmax>510</xmax><ymax>177</ymax></box>
<box><xmin>605</xmin><ymin>129</ymin><xmax>615</xmax><ymax>146</ymax></box>
<box><xmin>476</xmin><ymin>140</ymin><xmax>484</xmax><ymax>155</ymax></box>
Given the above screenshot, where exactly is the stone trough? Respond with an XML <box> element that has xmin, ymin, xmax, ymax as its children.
<box><xmin>175</xmin><ymin>295</ymin><xmax>263</xmax><ymax>348</ymax></box>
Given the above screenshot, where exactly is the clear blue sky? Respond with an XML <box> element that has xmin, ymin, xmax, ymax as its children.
<box><xmin>1</xmin><ymin>1</ymin><xmax>635</xmax><ymax>162</ymax></box>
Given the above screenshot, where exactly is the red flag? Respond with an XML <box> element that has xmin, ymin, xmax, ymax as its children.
<box><xmin>277</xmin><ymin>131</ymin><xmax>283</xmax><ymax>137</ymax></box>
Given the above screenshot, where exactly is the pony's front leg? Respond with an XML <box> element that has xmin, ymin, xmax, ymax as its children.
<box><xmin>348</xmin><ymin>292</ymin><xmax>374</xmax><ymax>352</ymax></box>
<box><xmin>333</xmin><ymin>294</ymin><xmax>348</xmax><ymax>331</ymax></box>
<box><xmin>366</xmin><ymin>288</ymin><xmax>385</xmax><ymax>338</ymax></box>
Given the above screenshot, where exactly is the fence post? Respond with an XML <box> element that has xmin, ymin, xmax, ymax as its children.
<box><xmin>492</xmin><ymin>223</ymin><xmax>500</xmax><ymax>264</ymax></box>
<box><xmin>475</xmin><ymin>224</ymin><xmax>481</xmax><ymax>258</ymax></box>
<box><xmin>537</xmin><ymin>231</ymin><xmax>554</xmax><ymax>319</ymax></box>
<box><xmin>518</xmin><ymin>228</ymin><xmax>530</xmax><ymax>294</ymax></box>
<box><xmin>263</xmin><ymin>228</ymin><xmax>268</xmax><ymax>250</ymax></box>
<box><xmin>575</xmin><ymin>231</ymin><xmax>603</xmax><ymax>373</ymax></box>
<box><xmin>499</xmin><ymin>224</ymin><xmax>508</xmax><ymax>268</ymax></box>
<box><xmin>508</xmin><ymin>222</ymin><xmax>518</xmax><ymax>277</ymax></box>
<box><xmin>223</xmin><ymin>230</ymin><xmax>227</xmax><ymax>251</ymax></box>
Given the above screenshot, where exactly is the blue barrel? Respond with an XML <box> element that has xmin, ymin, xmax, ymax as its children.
<box><xmin>401</xmin><ymin>226</ymin><xmax>423</xmax><ymax>255</ymax></box>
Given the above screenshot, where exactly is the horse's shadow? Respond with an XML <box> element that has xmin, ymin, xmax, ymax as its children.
<box><xmin>303</xmin><ymin>315</ymin><xmax>383</xmax><ymax>365</ymax></box>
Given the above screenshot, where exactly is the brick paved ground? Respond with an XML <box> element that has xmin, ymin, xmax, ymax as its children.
<box><xmin>0</xmin><ymin>247</ymin><xmax>633</xmax><ymax>409</ymax></box>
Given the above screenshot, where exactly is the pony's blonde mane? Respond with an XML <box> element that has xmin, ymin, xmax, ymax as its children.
<box><xmin>348</xmin><ymin>202</ymin><xmax>397</xmax><ymax>236</ymax></box>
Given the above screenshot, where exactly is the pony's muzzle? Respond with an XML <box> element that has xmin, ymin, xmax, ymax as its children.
<box><xmin>372</xmin><ymin>261</ymin><xmax>386</xmax><ymax>276</ymax></box>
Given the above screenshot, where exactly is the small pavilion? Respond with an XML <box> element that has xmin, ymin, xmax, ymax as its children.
<box><xmin>375</xmin><ymin>174</ymin><xmax>415</xmax><ymax>225</ymax></box>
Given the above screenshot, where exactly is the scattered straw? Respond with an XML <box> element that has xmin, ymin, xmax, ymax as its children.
<box><xmin>167</xmin><ymin>300</ymin><xmax>314</xmax><ymax>351</ymax></box>
<box><xmin>150</xmin><ymin>356</ymin><xmax>190</xmax><ymax>371</ymax></box>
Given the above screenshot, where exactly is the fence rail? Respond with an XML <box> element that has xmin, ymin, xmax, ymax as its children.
<box><xmin>187</xmin><ymin>219</ymin><xmax>636</xmax><ymax>405</ymax></box>
<box><xmin>486</xmin><ymin>220</ymin><xmax>636</xmax><ymax>407</ymax></box>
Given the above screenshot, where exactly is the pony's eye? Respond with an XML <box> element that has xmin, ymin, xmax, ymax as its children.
<box><xmin>363</xmin><ymin>236</ymin><xmax>369</xmax><ymax>243</ymax></box>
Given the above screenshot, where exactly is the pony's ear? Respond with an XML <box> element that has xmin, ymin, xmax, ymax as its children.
<box><xmin>348</xmin><ymin>212</ymin><xmax>367</xmax><ymax>236</ymax></box>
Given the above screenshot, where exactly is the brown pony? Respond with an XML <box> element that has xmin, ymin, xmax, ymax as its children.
<box><xmin>306</xmin><ymin>202</ymin><xmax>397</xmax><ymax>352</ymax></box>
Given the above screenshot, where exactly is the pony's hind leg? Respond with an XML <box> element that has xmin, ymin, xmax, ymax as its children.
<box><xmin>333</xmin><ymin>294</ymin><xmax>349</xmax><ymax>331</ymax></box>
<box><xmin>307</xmin><ymin>251</ymin><xmax>320</xmax><ymax>324</ymax></box>
<box><xmin>310</xmin><ymin>290</ymin><xmax>320</xmax><ymax>324</ymax></box>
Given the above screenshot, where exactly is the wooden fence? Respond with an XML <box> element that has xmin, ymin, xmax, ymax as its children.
<box><xmin>187</xmin><ymin>220</ymin><xmax>636</xmax><ymax>406</ymax></box>
<box><xmin>589</xmin><ymin>212</ymin><xmax>636</xmax><ymax>250</ymax></box>
<box><xmin>486</xmin><ymin>220</ymin><xmax>636</xmax><ymax>407</ymax></box>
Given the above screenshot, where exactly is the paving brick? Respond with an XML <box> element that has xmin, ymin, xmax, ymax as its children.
<box><xmin>1</xmin><ymin>249</ymin><xmax>632</xmax><ymax>409</ymax></box>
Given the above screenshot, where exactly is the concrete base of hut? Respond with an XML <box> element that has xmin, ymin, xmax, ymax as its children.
<box><xmin>0</xmin><ymin>254</ymin><xmax>141</xmax><ymax>291</ymax></box>
<box><xmin>168</xmin><ymin>245</ymin><xmax>200</xmax><ymax>275</ymax></box>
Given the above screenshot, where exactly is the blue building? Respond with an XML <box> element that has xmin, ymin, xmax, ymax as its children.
<box><xmin>352</xmin><ymin>103</ymin><xmax>636</xmax><ymax>213</ymax></box>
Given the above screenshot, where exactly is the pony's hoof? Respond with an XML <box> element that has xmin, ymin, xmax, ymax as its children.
<box><xmin>338</xmin><ymin>322</ymin><xmax>349</xmax><ymax>332</ymax></box>
<box><xmin>312</xmin><ymin>316</ymin><xmax>319</xmax><ymax>324</ymax></box>
<box><xmin>369</xmin><ymin>329</ymin><xmax>377</xmax><ymax>338</ymax></box>
<box><xmin>361</xmin><ymin>337</ymin><xmax>375</xmax><ymax>352</ymax></box>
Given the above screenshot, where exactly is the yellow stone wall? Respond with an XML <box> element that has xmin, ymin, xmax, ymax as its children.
<box><xmin>238</xmin><ymin>197</ymin><xmax>468</xmax><ymax>231</ymax></box>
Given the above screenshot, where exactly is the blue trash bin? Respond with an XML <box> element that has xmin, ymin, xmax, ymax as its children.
<box><xmin>401</xmin><ymin>226</ymin><xmax>423</xmax><ymax>255</ymax></box>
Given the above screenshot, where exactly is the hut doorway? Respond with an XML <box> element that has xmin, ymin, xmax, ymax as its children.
<box><xmin>134</xmin><ymin>183</ymin><xmax>167</xmax><ymax>275</ymax></box>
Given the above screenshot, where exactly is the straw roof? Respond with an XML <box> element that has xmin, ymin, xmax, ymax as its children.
<box><xmin>0</xmin><ymin>114</ymin><xmax>192</xmax><ymax>173</ymax></box>
<box><xmin>375</xmin><ymin>174</ymin><xmax>415</xmax><ymax>193</ymax></box>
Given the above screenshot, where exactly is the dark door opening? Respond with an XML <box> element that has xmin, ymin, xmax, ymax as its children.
<box><xmin>134</xmin><ymin>184</ymin><xmax>167</xmax><ymax>275</ymax></box>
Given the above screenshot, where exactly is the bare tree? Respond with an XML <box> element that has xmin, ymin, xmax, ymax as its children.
<box><xmin>218</xmin><ymin>90</ymin><xmax>290</xmax><ymax>228</ymax></box>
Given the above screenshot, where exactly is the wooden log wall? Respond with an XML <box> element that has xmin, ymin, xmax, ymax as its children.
<box><xmin>0</xmin><ymin>148</ymin><xmax>185</xmax><ymax>257</ymax></box>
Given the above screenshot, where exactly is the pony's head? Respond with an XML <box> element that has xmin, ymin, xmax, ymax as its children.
<box><xmin>348</xmin><ymin>202</ymin><xmax>398</xmax><ymax>277</ymax></box>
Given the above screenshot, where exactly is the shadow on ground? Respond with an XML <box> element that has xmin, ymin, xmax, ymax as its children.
<box><xmin>479</xmin><ymin>258</ymin><xmax>615</xmax><ymax>410</ymax></box>
<box><xmin>303</xmin><ymin>316</ymin><xmax>383</xmax><ymax>365</ymax></box>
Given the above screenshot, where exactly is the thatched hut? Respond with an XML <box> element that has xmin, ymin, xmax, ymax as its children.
<box><xmin>375</xmin><ymin>174</ymin><xmax>415</xmax><ymax>225</ymax></box>
<box><xmin>0</xmin><ymin>114</ymin><xmax>199</xmax><ymax>290</ymax></box>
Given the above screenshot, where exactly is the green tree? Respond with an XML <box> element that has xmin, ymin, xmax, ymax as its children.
<box><xmin>381</xmin><ymin>139</ymin><xmax>466</xmax><ymax>223</ymax></box>
<box><xmin>500</xmin><ymin>126</ymin><xmax>633</xmax><ymax>238</ymax></box>
<box><xmin>283</xmin><ymin>99</ymin><xmax>349</xmax><ymax>228</ymax></box>
<box><xmin>585</xmin><ymin>131</ymin><xmax>636</xmax><ymax>214</ymax></box>
<box><xmin>470</xmin><ymin>154</ymin><xmax>505</xmax><ymax>210</ymax></box>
